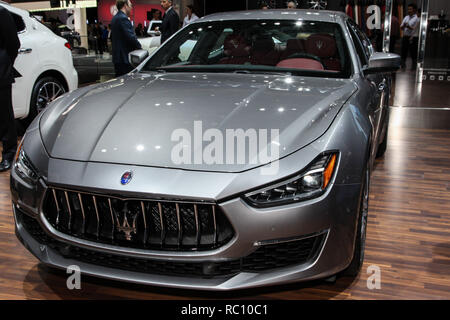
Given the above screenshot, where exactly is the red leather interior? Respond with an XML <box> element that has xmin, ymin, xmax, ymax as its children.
<box><xmin>280</xmin><ymin>39</ymin><xmax>306</xmax><ymax>61</ymax></box>
<box><xmin>276</xmin><ymin>58</ymin><xmax>324</xmax><ymax>70</ymax></box>
<box><xmin>305</xmin><ymin>34</ymin><xmax>341</xmax><ymax>71</ymax></box>
<box><xmin>219</xmin><ymin>34</ymin><xmax>252</xmax><ymax>64</ymax></box>
<box><xmin>217</xmin><ymin>33</ymin><xmax>341</xmax><ymax>72</ymax></box>
<box><xmin>251</xmin><ymin>37</ymin><xmax>280</xmax><ymax>66</ymax></box>
<box><xmin>305</xmin><ymin>34</ymin><xmax>336</xmax><ymax>57</ymax></box>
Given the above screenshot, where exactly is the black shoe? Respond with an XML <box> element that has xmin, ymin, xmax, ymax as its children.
<box><xmin>0</xmin><ymin>159</ymin><xmax>12</xmax><ymax>172</ymax></box>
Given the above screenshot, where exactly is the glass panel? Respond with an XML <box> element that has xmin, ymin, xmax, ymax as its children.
<box><xmin>420</xmin><ymin>0</ymin><xmax>450</xmax><ymax>82</ymax></box>
<box><xmin>10</xmin><ymin>12</ymin><xmax>26</xmax><ymax>33</ymax></box>
<box><xmin>143</xmin><ymin>19</ymin><xmax>352</xmax><ymax>78</ymax></box>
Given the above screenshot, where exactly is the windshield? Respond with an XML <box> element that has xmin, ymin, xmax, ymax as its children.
<box><xmin>143</xmin><ymin>19</ymin><xmax>352</xmax><ymax>78</ymax></box>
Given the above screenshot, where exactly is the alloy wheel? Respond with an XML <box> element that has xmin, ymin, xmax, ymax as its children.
<box><xmin>36</xmin><ymin>81</ymin><xmax>65</xmax><ymax>114</ymax></box>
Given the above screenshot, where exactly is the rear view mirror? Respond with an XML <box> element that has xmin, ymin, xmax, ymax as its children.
<box><xmin>364</xmin><ymin>52</ymin><xmax>401</xmax><ymax>74</ymax></box>
<box><xmin>129</xmin><ymin>49</ymin><xmax>149</xmax><ymax>68</ymax></box>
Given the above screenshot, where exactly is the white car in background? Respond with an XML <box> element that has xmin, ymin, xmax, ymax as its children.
<box><xmin>138</xmin><ymin>20</ymin><xmax>197</xmax><ymax>59</ymax></box>
<box><xmin>1</xmin><ymin>2</ymin><xmax>78</xmax><ymax>122</ymax></box>
<box><xmin>138</xmin><ymin>20</ymin><xmax>162</xmax><ymax>54</ymax></box>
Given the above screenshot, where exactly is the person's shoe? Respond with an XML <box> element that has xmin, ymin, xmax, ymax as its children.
<box><xmin>0</xmin><ymin>159</ymin><xmax>12</xmax><ymax>172</ymax></box>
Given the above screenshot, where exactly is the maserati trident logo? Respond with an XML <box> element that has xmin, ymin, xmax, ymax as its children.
<box><xmin>316</xmin><ymin>40</ymin><xmax>324</xmax><ymax>50</ymax></box>
<box><xmin>115</xmin><ymin>212</ymin><xmax>137</xmax><ymax>241</ymax></box>
<box><xmin>114</xmin><ymin>203</ymin><xmax>138</xmax><ymax>241</ymax></box>
<box><xmin>120</xmin><ymin>171</ymin><xmax>133</xmax><ymax>185</ymax></box>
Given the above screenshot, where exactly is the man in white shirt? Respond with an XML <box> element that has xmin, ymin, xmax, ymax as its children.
<box><xmin>400</xmin><ymin>3</ymin><xmax>420</xmax><ymax>70</ymax></box>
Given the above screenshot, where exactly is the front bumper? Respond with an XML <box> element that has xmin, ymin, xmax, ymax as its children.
<box><xmin>12</xmin><ymin>174</ymin><xmax>361</xmax><ymax>291</ymax></box>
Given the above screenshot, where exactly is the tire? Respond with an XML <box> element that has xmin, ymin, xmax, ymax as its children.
<box><xmin>23</xmin><ymin>76</ymin><xmax>66</xmax><ymax>127</ymax></box>
<box><xmin>376</xmin><ymin>109</ymin><xmax>390</xmax><ymax>158</ymax></box>
<box><xmin>343</xmin><ymin>166</ymin><xmax>370</xmax><ymax>276</ymax></box>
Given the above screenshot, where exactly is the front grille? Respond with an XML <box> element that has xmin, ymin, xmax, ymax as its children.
<box><xmin>42</xmin><ymin>188</ymin><xmax>234</xmax><ymax>251</ymax></box>
<box><xmin>18</xmin><ymin>210</ymin><xmax>326</xmax><ymax>278</ymax></box>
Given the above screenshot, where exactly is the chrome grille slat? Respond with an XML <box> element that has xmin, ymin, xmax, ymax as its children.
<box><xmin>108</xmin><ymin>198</ymin><xmax>115</xmax><ymax>240</ymax></box>
<box><xmin>194</xmin><ymin>204</ymin><xmax>200</xmax><ymax>246</ymax></box>
<box><xmin>52</xmin><ymin>189</ymin><xmax>60</xmax><ymax>226</ymax></box>
<box><xmin>44</xmin><ymin>187</ymin><xmax>234</xmax><ymax>251</ymax></box>
<box><xmin>212</xmin><ymin>205</ymin><xmax>217</xmax><ymax>245</ymax></box>
<box><xmin>141</xmin><ymin>201</ymin><xmax>147</xmax><ymax>245</ymax></box>
<box><xmin>157</xmin><ymin>202</ymin><xmax>165</xmax><ymax>244</ymax></box>
<box><xmin>77</xmin><ymin>193</ymin><xmax>86</xmax><ymax>234</ymax></box>
<box><xmin>175</xmin><ymin>203</ymin><xmax>182</xmax><ymax>246</ymax></box>
<box><xmin>92</xmin><ymin>196</ymin><xmax>100</xmax><ymax>237</ymax></box>
<box><xmin>64</xmin><ymin>191</ymin><xmax>72</xmax><ymax>230</ymax></box>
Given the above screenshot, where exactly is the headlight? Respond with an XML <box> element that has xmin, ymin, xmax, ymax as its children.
<box><xmin>14</xmin><ymin>140</ymin><xmax>39</xmax><ymax>183</ymax></box>
<box><xmin>244</xmin><ymin>153</ymin><xmax>338</xmax><ymax>207</ymax></box>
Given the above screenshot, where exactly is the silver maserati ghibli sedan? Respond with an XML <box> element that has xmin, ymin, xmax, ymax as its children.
<box><xmin>11</xmin><ymin>10</ymin><xmax>399</xmax><ymax>290</ymax></box>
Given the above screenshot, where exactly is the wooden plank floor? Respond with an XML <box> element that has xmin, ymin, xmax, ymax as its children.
<box><xmin>0</xmin><ymin>110</ymin><xmax>449</xmax><ymax>300</ymax></box>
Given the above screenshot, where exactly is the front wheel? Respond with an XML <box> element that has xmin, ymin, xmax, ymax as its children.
<box><xmin>343</xmin><ymin>166</ymin><xmax>369</xmax><ymax>276</ymax></box>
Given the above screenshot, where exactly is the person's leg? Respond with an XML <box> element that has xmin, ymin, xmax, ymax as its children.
<box><xmin>98</xmin><ymin>38</ymin><xmax>103</xmax><ymax>55</ymax></box>
<box><xmin>0</xmin><ymin>85</ymin><xmax>18</xmax><ymax>170</ymax></box>
<box><xmin>400</xmin><ymin>36</ymin><xmax>409</xmax><ymax>68</ymax></box>
<box><xmin>389</xmin><ymin>36</ymin><xmax>397</xmax><ymax>53</ymax></box>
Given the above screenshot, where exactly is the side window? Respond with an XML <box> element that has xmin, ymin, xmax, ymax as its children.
<box><xmin>10</xmin><ymin>12</ymin><xmax>26</xmax><ymax>33</ymax></box>
<box><xmin>347</xmin><ymin>21</ymin><xmax>368</xmax><ymax>67</ymax></box>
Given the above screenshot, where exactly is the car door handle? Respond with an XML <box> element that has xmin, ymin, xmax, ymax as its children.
<box><xmin>18</xmin><ymin>48</ymin><xmax>32</xmax><ymax>54</ymax></box>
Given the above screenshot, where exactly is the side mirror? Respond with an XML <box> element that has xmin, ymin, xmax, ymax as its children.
<box><xmin>364</xmin><ymin>52</ymin><xmax>401</xmax><ymax>74</ymax></box>
<box><xmin>129</xmin><ymin>49</ymin><xmax>149</xmax><ymax>68</ymax></box>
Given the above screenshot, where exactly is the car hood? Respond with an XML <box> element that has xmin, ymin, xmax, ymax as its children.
<box><xmin>40</xmin><ymin>72</ymin><xmax>356</xmax><ymax>172</ymax></box>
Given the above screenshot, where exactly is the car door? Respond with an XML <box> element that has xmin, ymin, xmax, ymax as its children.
<box><xmin>352</xmin><ymin>22</ymin><xmax>388</xmax><ymax>146</ymax></box>
<box><xmin>9</xmin><ymin>9</ymin><xmax>39</xmax><ymax>119</ymax></box>
<box><xmin>347</xmin><ymin>20</ymin><xmax>386</xmax><ymax>159</ymax></box>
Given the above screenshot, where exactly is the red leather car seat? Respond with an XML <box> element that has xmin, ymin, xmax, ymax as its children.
<box><xmin>276</xmin><ymin>58</ymin><xmax>324</xmax><ymax>70</ymax></box>
<box><xmin>251</xmin><ymin>36</ymin><xmax>280</xmax><ymax>66</ymax></box>
<box><xmin>279</xmin><ymin>39</ymin><xmax>307</xmax><ymax>61</ymax></box>
<box><xmin>219</xmin><ymin>34</ymin><xmax>252</xmax><ymax>65</ymax></box>
<box><xmin>305</xmin><ymin>34</ymin><xmax>341</xmax><ymax>71</ymax></box>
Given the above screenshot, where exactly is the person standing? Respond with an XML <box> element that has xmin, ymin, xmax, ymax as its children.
<box><xmin>0</xmin><ymin>6</ymin><xmax>20</xmax><ymax>172</ymax></box>
<box><xmin>94</xmin><ymin>23</ymin><xmax>104</xmax><ymax>55</ymax></box>
<box><xmin>111</xmin><ymin>0</ymin><xmax>142</xmax><ymax>77</ymax></box>
<box><xmin>182</xmin><ymin>5</ymin><xmax>199</xmax><ymax>27</ymax></box>
<box><xmin>390</xmin><ymin>14</ymin><xmax>400</xmax><ymax>53</ymax></box>
<box><xmin>158</xmin><ymin>0</ymin><xmax>180</xmax><ymax>43</ymax></box>
<box><xmin>287</xmin><ymin>1</ymin><xmax>297</xmax><ymax>9</ymax></box>
<box><xmin>135</xmin><ymin>23</ymin><xmax>145</xmax><ymax>37</ymax></box>
<box><xmin>400</xmin><ymin>3</ymin><xmax>419</xmax><ymax>70</ymax></box>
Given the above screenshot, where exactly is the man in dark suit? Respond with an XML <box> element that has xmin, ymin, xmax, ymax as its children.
<box><xmin>111</xmin><ymin>0</ymin><xmax>142</xmax><ymax>77</ymax></box>
<box><xmin>158</xmin><ymin>0</ymin><xmax>180</xmax><ymax>43</ymax></box>
<box><xmin>0</xmin><ymin>6</ymin><xmax>20</xmax><ymax>172</ymax></box>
